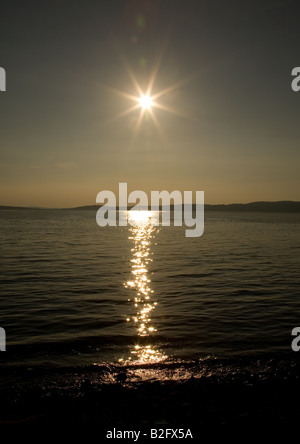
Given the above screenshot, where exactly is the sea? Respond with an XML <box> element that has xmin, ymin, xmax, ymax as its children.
<box><xmin>0</xmin><ymin>208</ymin><xmax>300</xmax><ymax>427</ymax></box>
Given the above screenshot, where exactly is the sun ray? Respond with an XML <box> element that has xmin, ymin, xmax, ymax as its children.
<box><xmin>145</xmin><ymin>37</ymin><xmax>168</xmax><ymax>98</ymax></box>
<box><xmin>153</xmin><ymin>98</ymin><xmax>197</xmax><ymax>122</ymax></box>
<box><xmin>151</xmin><ymin>101</ymin><xmax>187</xmax><ymax>119</ymax></box>
<box><xmin>132</xmin><ymin>108</ymin><xmax>146</xmax><ymax>141</ymax></box>
<box><xmin>102</xmin><ymin>84</ymin><xmax>139</xmax><ymax>103</ymax></box>
<box><xmin>152</xmin><ymin>74</ymin><xmax>197</xmax><ymax>101</ymax></box>
<box><xmin>121</xmin><ymin>55</ymin><xmax>144</xmax><ymax>97</ymax></box>
<box><xmin>103</xmin><ymin>103</ymin><xmax>141</xmax><ymax>127</ymax></box>
<box><xmin>148</xmin><ymin>107</ymin><xmax>167</xmax><ymax>143</ymax></box>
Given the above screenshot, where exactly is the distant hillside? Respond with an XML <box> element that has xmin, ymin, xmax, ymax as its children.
<box><xmin>1</xmin><ymin>201</ymin><xmax>300</xmax><ymax>212</ymax></box>
<box><xmin>70</xmin><ymin>201</ymin><xmax>300</xmax><ymax>212</ymax></box>
<box><xmin>204</xmin><ymin>201</ymin><xmax>300</xmax><ymax>212</ymax></box>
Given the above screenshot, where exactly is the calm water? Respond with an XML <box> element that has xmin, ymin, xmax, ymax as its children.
<box><xmin>0</xmin><ymin>209</ymin><xmax>300</xmax><ymax>369</ymax></box>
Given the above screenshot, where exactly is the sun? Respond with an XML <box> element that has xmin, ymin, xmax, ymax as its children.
<box><xmin>139</xmin><ymin>94</ymin><xmax>153</xmax><ymax>110</ymax></box>
<box><xmin>102</xmin><ymin>44</ymin><xmax>194</xmax><ymax>139</ymax></box>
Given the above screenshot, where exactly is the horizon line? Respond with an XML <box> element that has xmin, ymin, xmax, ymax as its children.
<box><xmin>1</xmin><ymin>200</ymin><xmax>300</xmax><ymax>211</ymax></box>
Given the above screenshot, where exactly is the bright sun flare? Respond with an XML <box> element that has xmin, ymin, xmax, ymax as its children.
<box><xmin>103</xmin><ymin>44</ymin><xmax>193</xmax><ymax>139</ymax></box>
<box><xmin>139</xmin><ymin>95</ymin><xmax>153</xmax><ymax>110</ymax></box>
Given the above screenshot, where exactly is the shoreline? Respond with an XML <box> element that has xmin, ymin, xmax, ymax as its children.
<box><xmin>1</xmin><ymin>354</ymin><xmax>300</xmax><ymax>429</ymax></box>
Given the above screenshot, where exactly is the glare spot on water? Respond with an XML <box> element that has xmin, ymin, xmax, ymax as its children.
<box><xmin>130</xmin><ymin>345</ymin><xmax>167</xmax><ymax>365</ymax></box>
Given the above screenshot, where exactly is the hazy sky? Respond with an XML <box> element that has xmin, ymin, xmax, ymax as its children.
<box><xmin>1</xmin><ymin>0</ymin><xmax>300</xmax><ymax>207</ymax></box>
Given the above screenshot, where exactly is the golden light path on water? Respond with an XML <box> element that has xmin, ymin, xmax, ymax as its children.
<box><xmin>121</xmin><ymin>210</ymin><xmax>167</xmax><ymax>364</ymax></box>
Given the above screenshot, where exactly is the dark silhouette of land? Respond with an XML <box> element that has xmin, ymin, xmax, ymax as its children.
<box><xmin>1</xmin><ymin>201</ymin><xmax>300</xmax><ymax>212</ymax></box>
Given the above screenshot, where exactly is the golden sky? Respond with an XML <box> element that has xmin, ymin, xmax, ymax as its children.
<box><xmin>1</xmin><ymin>0</ymin><xmax>300</xmax><ymax>207</ymax></box>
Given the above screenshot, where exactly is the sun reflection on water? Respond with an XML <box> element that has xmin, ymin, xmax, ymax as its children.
<box><xmin>122</xmin><ymin>210</ymin><xmax>167</xmax><ymax>364</ymax></box>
